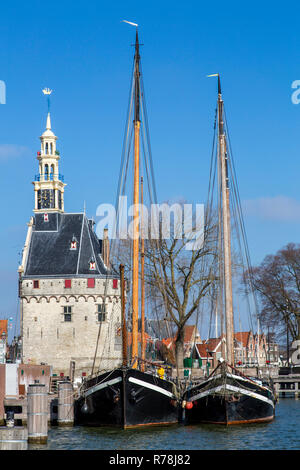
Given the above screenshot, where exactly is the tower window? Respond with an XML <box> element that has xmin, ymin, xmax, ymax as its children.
<box><xmin>50</xmin><ymin>164</ymin><xmax>54</xmax><ymax>180</ymax></box>
<box><xmin>87</xmin><ymin>278</ymin><xmax>95</xmax><ymax>288</ymax></box>
<box><xmin>45</xmin><ymin>143</ymin><xmax>49</xmax><ymax>155</ymax></box>
<box><xmin>97</xmin><ymin>304</ymin><xmax>106</xmax><ymax>322</ymax></box>
<box><xmin>63</xmin><ymin>306</ymin><xmax>72</xmax><ymax>322</ymax></box>
<box><xmin>33</xmin><ymin>280</ymin><xmax>39</xmax><ymax>289</ymax></box>
<box><xmin>65</xmin><ymin>279</ymin><xmax>72</xmax><ymax>288</ymax></box>
<box><xmin>45</xmin><ymin>164</ymin><xmax>49</xmax><ymax>180</ymax></box>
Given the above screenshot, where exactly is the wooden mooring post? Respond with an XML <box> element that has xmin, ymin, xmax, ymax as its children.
<box><xmin>0</xmin><ymin>411</ymin><xmax>28</xmax><ymax>450</ymax></box>
<box><xmin>0</xmin><ymin>426</ymin><xmax>28</xmax><ymax>450</ymax></box>
<box><xmin>57</xmin><ymin>380</ymin><xmax>74</xmax><ymax>427</ymax></box>
<box><xmin>27</xmin><ymin>381</ymin><xmax>48</xmax><ymax>444</ymax></box>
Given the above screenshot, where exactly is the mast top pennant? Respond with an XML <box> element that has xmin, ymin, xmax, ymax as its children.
<box><xmin>122</xmin><ymin>20</ymin><xmax>138</xmax><ymax>27</ymax></box>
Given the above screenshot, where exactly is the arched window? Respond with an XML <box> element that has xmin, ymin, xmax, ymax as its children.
<box><xmin>45</xmin><ymin>142</ymin><xmax>49</xmax><ymax>155</ymax></box>
<box><xmin>50</xmin><ymin>143</ymin><xmax>53</xmax><ymax>154</ymax></box>
<box><xmin>45</xmin><ymin>164</ymin><xmax>49</xmax><ymax>180</ymax></box>
<box><xmin>50</xmin><ymin>164</ymin><xmax>54</xmax><ymax>180</ymax></box>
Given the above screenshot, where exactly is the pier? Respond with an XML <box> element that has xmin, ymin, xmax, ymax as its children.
<box><xmin>273</xmin><ymin>375</ymin><xmax>300</xmax><ymax>398</ymax></box>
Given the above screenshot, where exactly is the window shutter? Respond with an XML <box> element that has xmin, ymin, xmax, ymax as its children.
<box><xmin>65</xmin><ymin>279</ymin><xmax>71</xmax><ymax>288</ymax></box>
<box><xmin>87</xmin><ymin>278</ymin><xmax>95</xmax><ymax>288</ymax></box>
<box><xmin>113</xmin><ymin>279</ymin><xmax>118</xmax><ymax>289</ymax></box>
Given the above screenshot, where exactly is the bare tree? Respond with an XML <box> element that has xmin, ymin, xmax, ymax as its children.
<box><xmin>144</xmin><ymin>207</ymin><xmax>218</xmax><ymax>370</ymax></box>
<box><xmin>245</xmin><ymin>243</ymin><xmax>300</xmax><ymax>342</ymax></box>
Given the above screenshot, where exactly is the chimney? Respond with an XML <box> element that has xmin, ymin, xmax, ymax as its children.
<box><xmin>102</xmin><ymin>229</ymin><xmax>110</xmax><ymax>269</ymax></box>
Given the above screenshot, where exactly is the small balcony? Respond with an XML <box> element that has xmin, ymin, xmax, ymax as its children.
<box><xmin>34</xmin><ymin>173</ymin><xmax>64</xmax><ymax>182</ymax></box>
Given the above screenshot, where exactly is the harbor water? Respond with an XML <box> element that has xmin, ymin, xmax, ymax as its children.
<box><xmin>27</xmin><ymin>399</ymin><xmax>300</xmax><ymax>451</ymax></box>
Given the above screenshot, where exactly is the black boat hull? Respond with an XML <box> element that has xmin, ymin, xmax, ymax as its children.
<box><xmin>74</xmin><ymin>368</ymin><xmax>179</xmax><ymax>428</ymax></box>
<box><xmin>183</xmin><ymin>369</ymin><xmax>275</xmax><ymax>425</ymax></box>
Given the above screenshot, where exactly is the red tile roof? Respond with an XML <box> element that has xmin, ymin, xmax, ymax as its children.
<box><xmin>184</xmin><ymin>325</ymin><xmax>200</xmax><ymax>343</ymax></box>
<box><xmin>204</xmin><ymin>337</ymin><xmax>222</xmax><ymax>352</ymax></box>
<box><xmin>195</xmin><ymin>343</ymin><xmax>213</xmax><ymax>358</ymax></box>
<box><xmin>0</xmin><ymin>320</ymin><xmax>8</xmax><ymax>337</ymax></box>
<box><xmin>160</xmin><ymin>337</ymin><xmax>175</xmax><ymax>354</ymax></box>
<box><xmin>235</xmin><ymin>332</ymin><xmax>251</xmax><ymax>347</ymax></box>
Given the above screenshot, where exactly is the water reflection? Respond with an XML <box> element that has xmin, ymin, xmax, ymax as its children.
<box><xmin>28</xmin><ymin>400</ymin><xmax>300</xmax><ymax>450</ymax></box>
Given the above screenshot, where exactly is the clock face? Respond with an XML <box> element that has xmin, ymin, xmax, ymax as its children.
<box><xmin>37</xmin><ymin>189</ymin><xmax>55</xmax><ymax>209</ymax></box>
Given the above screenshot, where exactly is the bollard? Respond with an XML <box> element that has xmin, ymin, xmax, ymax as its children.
<box><xmin>6</xmin><ymin>410</ymin><xmax>15</xmax><ymax>428</ymax></box>
<box><xmin>58</xmin><ymin>380</ymin><xmax>74</xmax><ymax>426</ymax></box>
<box><xmin>27</xmin><ymin>382</ymin><xmax>48</xmax><ymax>444</ymax></box>
<box><xmin>0</xmin><ymin>425</ymin><xmax>28</xmax><ymax>450</ymax></box>
<box><xmin>295</xmin><ymin>381</ymin><xmax>299</xmax><ymax>400</ymax></box>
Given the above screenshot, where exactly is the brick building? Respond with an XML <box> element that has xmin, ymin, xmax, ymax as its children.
<box><xmin>192</xmin><ymin>331</ymin><xmax>279</xmax><ymax>369</ymax></box>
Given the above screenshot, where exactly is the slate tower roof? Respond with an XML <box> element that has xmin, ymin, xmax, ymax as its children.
<box><xmin>23</xmin><ymin>212</ymin><xmax>109</xmax><ymax>278</ymax></box>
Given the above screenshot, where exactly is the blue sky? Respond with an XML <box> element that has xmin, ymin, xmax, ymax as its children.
<box><xmin>0</xmin><ymin>0</ymin><xmax>300</xmax><ymax>338</ymax></box>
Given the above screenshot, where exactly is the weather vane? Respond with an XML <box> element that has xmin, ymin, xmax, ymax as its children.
<box><xmin>42</xmin><ymin>88</ymin><xmax>53</xmax><ymax>112</ymax></box>
<box><xmin>122</xmin><ymin>20</ymin><xmax>138</xmax><ymax>27</ymax></box>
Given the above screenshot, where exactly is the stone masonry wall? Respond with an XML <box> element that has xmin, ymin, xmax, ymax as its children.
<box><xmin>21</xmin><ymin>277</ymin><xmax>122</xmax><ymax>379</ymax></box>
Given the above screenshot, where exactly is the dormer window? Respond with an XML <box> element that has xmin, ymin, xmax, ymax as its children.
<box><xmin>44</xmin><ymin>213</ymin><xmax>49</xmax><ymax>222</ymax></box>
<box><xmin>89</xmin><ymin>260</ymin><xmax>96</xmax><ymax>270</ymax></box>
<box><xmin>70</xmin><ymin>236</ymin><xmax>78</xmax><ymax>250</ymax></box>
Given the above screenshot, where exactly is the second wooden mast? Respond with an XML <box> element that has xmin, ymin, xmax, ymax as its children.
<box><xmin>131</xmin><ymin>30</ymin><xmax>141</xmax><ymax>368</ymax></box>
<box><xmin>217</xmin><ymin>76</ymin><xmax>234</xmax><ymax>366</ymax></box>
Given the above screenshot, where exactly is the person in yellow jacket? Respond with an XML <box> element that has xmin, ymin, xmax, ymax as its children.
<box><xmin>157</xmin><ymin>367</ymin><xmax>165</xmax><ymax>379</ymax></box>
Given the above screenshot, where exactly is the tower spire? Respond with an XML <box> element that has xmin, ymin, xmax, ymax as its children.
<box><xmin>32</xmin><ymin>89</ymin><xmax>66</xmax><ymax>213</ymax></box>
<box><xmin>42</xmin><ymin>88</ymin><xmax>53</xmax><ymax>132</ymax></box>
<box><xmin>46</xmin><ymin>113</ymin><xmax>52</xmax><ymax>131</ymax></box>
<box><xmin>42</xmin><ymin>87</ymin><xmax>52</xmax><ymax>112</ymax></box>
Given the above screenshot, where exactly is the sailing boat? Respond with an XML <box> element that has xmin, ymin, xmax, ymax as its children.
<box><xmin>74</xmin><ymin>29</ymin><xmax>179</xmax><ymax>429</ymax></box>
<box><xmin>182</xmin><ymin>75</ymin><xmax>276</xmax><ymax>425</ymax></box>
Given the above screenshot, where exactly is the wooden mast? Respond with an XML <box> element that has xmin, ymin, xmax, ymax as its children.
<box><xmin>131</xmin><ymin>30</ymin><xmax>141</xmax><ymax>368</ymax></box>
<box><xmin>140</xmin><ymin>176</ymin><xmax>145</xmax><ymax>371</ymax></box>
<box><xmin>217</xmin><ymin>76</ymin><xmax>234</xmax><ymax>365</ymax></box>
<box><xmin>120</xmin><ymin>264</ymin><xmax>127</xmax><ymax>366</ymax></box>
